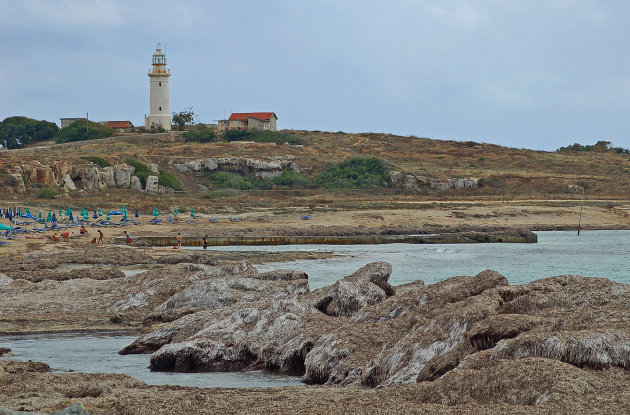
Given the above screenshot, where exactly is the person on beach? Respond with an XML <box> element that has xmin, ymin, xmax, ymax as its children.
<box><xmin>177</xmin><ymin>233</ymin><xmax>182</xmax><ymax>249</ymax></box>
<box><xmin>203</xmin><ymin>235</ymin><xmax>208</xmax><ymax>250</ymax></box>
<box><xmin>90</xmin><ymin>237</ymin><xmax>97</xmax><ymax>244</ymax></box>
<box><xmin>50</xmin><ymin>232</ymin><xmax>59</xmax><ymax>242</ymax></box>
<box><xmin>61</xmin><ymin>231</ymin><xmax>70</xmax><ymax>242</ymax></box>
<box><xmin>98</xmin><ymin>229</ymin><xmax>104</xmax><ymax>244</ymax></box>
<box><xmin>125</xmin><ymin>231</ymin><xmax>131</xmax><ymax>245</ymax></box>
<box><xmin>79</xmin><ymin>226</ymin><xmax>88</xmax><ymax>236</ymax></box>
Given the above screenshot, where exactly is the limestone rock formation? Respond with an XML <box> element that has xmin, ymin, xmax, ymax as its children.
<box><xmin>390</xmin><ymin>172</ymin><xmax>479</xmax><ymax>192</ymax></box>
<box><xmin>174</xmin><ymin>157</ymin><xmax>298</xmax><ymax>179</ymax></box>
<box><xmin>145</xmin><ymin>176</ymin><xmax>159</xmax><ymax>193</ymax></box>
<box><xmin>113</xmin><ymin>265</ymin><xmax>630</xmax><ymax>393</ymax></box>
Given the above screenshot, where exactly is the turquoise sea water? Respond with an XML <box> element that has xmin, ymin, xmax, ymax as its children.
<box><xmin>232</xmin><ymin>230</ymin><xmax>630</xmax><ymax>289</ymax></box>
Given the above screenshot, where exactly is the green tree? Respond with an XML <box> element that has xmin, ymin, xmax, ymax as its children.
<box><xmin>0</xmin><ymin>116</ymin><xmax>59</xmax><ymax>149</ymax></box>
<box><xmin>172</xmin><ymin>107</ymin><xmax>196</xmax><ymax>131</ymax></box>
<box><xmin>55</xmin><ymin>119</ymin><xmax>114</xmax><ymax>143</ymax></box>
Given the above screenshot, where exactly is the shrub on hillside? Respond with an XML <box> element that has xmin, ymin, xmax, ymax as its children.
<box><xmin>36</xmin><ymin>187</ymin><xmax>57</xmax><ymax>199</ymax></box>
<box><xmin>55</xmin><ymin>119</ymin><xmax>114</xmax><ymax>143</ymax></box>
<box><xmin>0</xmin><ymin>116</ymin><xmax>59</xmax><ymax>149</ymax></box>
<box><xmin>223</xmin><ymin>129</ymin><xmax>303</xmax><ymax>145</ymax></box>
<box><xmin>209</xmin><ymin>172</ymin><xmax>271</xmax><ymax>190</ymax></box>
<box><xmin>557</xmin><ymin>140</ymin><xmax>630</xmax><ymax>154</ymax></box>
<box><xmin>272</xmin><ymin>171</ymin><xmax>311</xmax><ymax>188</ymax></box>
<box><xmin>184</xmin><ymin>124</ymin><xmax>216</xmax><ymax>142</ymax></box>
<box><xmin>316</xmin><ymin>157</ymin><xmax>391</xmax><ymax>189</ymax></box>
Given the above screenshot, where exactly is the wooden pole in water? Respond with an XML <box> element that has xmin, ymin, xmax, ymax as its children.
<box><xmin>577</xmin><ymin>187</ymin><xmax>584</xmax><ymax>235</ymax></box>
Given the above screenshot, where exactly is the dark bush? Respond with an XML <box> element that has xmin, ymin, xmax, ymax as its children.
<box><xmin>56</xmin><ymin>119</ymin><xmax>114</xmax><ymax>143</ymax></box>
<box><xmin>0</xmin><ymin>116</ymin><xmax>59</xmax><ymax>149</ymax></box>
<box><xmin>316</xmin><ymin>157</ymin><xmax>391</xmax><ymax>189</ymax></box>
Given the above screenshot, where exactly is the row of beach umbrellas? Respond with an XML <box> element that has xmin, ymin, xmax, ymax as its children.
<box><xmin>2</xmin><ymin>205</ymin><xmax>196</xmax><ymax>223</ymax></box>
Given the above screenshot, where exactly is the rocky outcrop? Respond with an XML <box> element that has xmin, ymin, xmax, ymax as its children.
<box><xmin>390</xmin><ymin>171</ymin><xmax>478</xmax><ymax>192</ymax></box>
<box><xmin>2</xmin><ymin>159</ymin><xmax>181</xmax><ymax>194</ymax></box>
<box><xmin>111</xmin><ymin>265</ymin><xmax>630</xmax><ymax>392</ymax></box>
<box><xmin>311</xmin><ymin>262</ymin><xmax>394</xmax><ymax>317</ymax></box>
<box><xmin>175</xmin><ymin>157</ymin><xmax>298</xmax><ymax>179</ymax></box>
<box><xmin>145</xmin><ymin>176</ymin><xmax>159</xmax><ymax>193</ymax></box>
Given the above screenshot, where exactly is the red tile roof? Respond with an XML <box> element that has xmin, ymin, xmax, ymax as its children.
<box><xmin>106</xmin><ymin>121</ymin><xmax>133</xmax><ymax>128</ymax></box>
<box><xmin>228</xmin><ymin>112</ymin><xmax>276</xmax><ymax>121</ymax></box>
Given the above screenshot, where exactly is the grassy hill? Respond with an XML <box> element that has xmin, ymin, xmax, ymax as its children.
<box><xmin>1</xmin><ymin>130</ymin><xmax>629</xmax><ymax>211</ymax></box>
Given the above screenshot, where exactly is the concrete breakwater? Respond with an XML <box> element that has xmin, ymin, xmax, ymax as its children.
<box><xmin>120</xmin><ymin>231</ymin><xmax>537</xmax><ymax>247</ymax></box>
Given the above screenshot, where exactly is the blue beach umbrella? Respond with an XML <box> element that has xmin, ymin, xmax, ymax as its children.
<box><xmin>135</xmin><ymin>209</ymin><xmax>139</xmax><ymax>218</ymax></box>
<box><xmin>52</xmin><ymin>213</ymin><xmax>57</xmax><ymax>222</ymax></box>
<box><xmin>93</xmin><ymin>210</ymin><xmax>98</xmax><ymax>219</ymax></box>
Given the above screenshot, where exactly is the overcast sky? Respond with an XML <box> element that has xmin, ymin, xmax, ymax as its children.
<box><xmin>2</xmin><ymin>0</ymin><xmax>629</xmax><ymax>150</ymax></box>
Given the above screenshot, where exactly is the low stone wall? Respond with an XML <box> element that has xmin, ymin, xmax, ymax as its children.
<box><xmin>117</xmin><ymin>231</ymin><xmax>537</xmax><ymax>247</ymax></box>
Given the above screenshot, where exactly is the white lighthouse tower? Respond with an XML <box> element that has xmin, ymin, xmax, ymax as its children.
<box><xmin>145</xmin><ymin>45</ymin><xmax>171</xmax><ymax>131</ymax></box>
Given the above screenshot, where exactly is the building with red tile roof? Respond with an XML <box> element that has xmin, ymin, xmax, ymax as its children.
<box><xmin>220</xmin><ymin>112</ymin><xmax>277</xmax><ymax>131</ymax></box>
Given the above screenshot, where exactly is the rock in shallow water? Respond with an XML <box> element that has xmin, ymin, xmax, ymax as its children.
<box><xmin>122</xmin><ymin>264</ymin><xmax>630</xmax><ymax>392</ymax></box>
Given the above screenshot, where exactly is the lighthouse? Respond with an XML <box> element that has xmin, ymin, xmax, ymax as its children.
<box><xmin>145</xmin><ymin>45</ymin><xmax>171</xmax><ymax>131</ymax></box>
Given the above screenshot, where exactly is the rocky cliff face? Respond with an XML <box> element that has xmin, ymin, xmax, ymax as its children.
<box><xmin>3</xmin><ymin>160</ymin><xmax>140</xmax><ymax>194</ymax></box>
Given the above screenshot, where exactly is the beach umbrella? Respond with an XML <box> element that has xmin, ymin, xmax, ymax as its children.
<box><xmin>46</xmin><ymin>212</ymin><xmax>52</xmax><ymax>222</ymax></box>
<box><xmin>23</xmin><ymin>208</ymin><xmax>31</xmax><ymax>217</ymax></box>
<box><xmin>122</xmin><ymin>204</ymin><xmax>127</xmax><ymax>214</ymax></box>
<box><xmin>65</xmin><ymin>207</ymin><xmax>72</xmax><ymax>217</ymax></box>
<box><xmin>134</xmin><ymin>209</ymin><xmax>139</xmax><ymax>218</ymax></box>
<box><xmin>174</xmin><ymin>207</ymin><xmax>178</xmax><ymax>217</ymax></box>
<box><xmin>190</xmin><ymin>208</ymin><xmax>195</xmax><ymax>218</ymax></box>
<box><xmin>153</xmin><ymin>206</ymin><xmax>158</xmax><ymax>217</ymax></box>
<box><xmin>106</xmin><ymin>211</ymin><xmax>111</xmax><ymax>221</ymax></box>
<box><xmin>93</xmin><ymin>210</ymin><xmax>98</xmax><ymax>219</ymax></box>
<box><xmin>68</xmin><ymin>211</ymin><xmax>74</xmax><ymax>222</ymax></box>
<box><xmin>52</xmin><ymin>213</ymin><xmax>57</xmax><ymax>222</ymax></box>
<box><xmin>16</xmin><ymin>207</ymin><xmax>21</xmax><ymax>217</ymax></box>
<box><xmin>98</xmin><ymin>208</ymin><xmax>103</xmax><ymax>216</ymax></box>
<box><xmin>38</xmin><ymin>212</ymin><xmax>42</xmax><ymax>222</ymax></box>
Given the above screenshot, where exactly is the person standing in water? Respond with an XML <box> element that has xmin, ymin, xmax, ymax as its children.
<box><xmin>176</xmin><ymin>233</ymin><xmax>182</xmax><ymax>249</ymax></box>
<box><xmin>203</xmin><ymin>235</ymin><xmax>208</xmax><ymax>250</ymax></box>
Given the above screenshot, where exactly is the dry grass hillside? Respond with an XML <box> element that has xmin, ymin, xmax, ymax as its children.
<box><xmin>1</xmin><ymin>130</ymin><xmax>629</xmax><ymax>212</ymax></box>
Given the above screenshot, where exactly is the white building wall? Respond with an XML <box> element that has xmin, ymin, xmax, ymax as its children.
<box><xmin>147</xmin><ymin>74</ymin><xmax>171</xmax><ymax>130</ymax></box>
